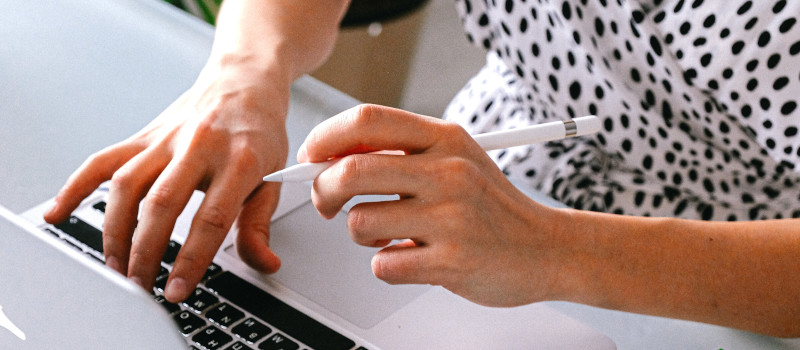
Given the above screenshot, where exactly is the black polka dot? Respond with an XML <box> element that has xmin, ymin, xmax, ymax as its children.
<box><xmin>569</xmin><ymin>81</ymin><xmax>582</xmax><ymax>100</ymax></box>
<box><xmin>773</xmin><ymin>76</ymin><xmax>790</xmax><ymax>90</ymax></box>
<box><xmin>447</xmin><ymin>0</ymin><xmax>800</xmax><ymax>221</ymax></box>
<box><xmin>781</xmin><ymin>101</ymin><xmax>797</xmax><ymax>115</ymax></box>
<box><xmin>758</xmin><ymin>31</ymin><xmax>772</xmax><ymax>47</ymax></box>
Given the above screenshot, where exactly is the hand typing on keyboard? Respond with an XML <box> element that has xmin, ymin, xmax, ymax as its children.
<box><xmin>43</xmin><ymin>68</ymin><xmax>288</xmax><ymax>302</ymax></box>
<box><xmin>42</xmin><ymin>0</ymin><xmax>353</xmax><ymax>303</ymax></box>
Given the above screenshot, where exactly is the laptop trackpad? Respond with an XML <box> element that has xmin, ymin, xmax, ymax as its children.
<box><xmin>249</xmin><ymin>201</ymin><xmax>430</xmax><ymax>329</ymax></box>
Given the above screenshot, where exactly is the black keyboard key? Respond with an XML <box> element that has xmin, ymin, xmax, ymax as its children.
<box><xmin>92</xmin><ymin>201</ymin><xmax>106</xmax><ymax>213</ymax></box>
<box><xmin>183</xmin><ymin>288</ymin><xmax>219</xmax><ymax>313</ymax></box>
<box><xmin>162</xmin><ymin>240</ymin><xmax>182</xmax><ymax>264</ymax></box>
<box><xmin>85</xmin><ymin>252</ymin><xmax>104</xmax><ymax>263</ymax></box>
<box><xmin>61</xmin><ymin>238</ymin><xmax>82</xmax><ymax>251</ymax></box>
<box><xmin>193</xmin><ymin>325</ymin><xmax>233</xmax><ymax>350</ymax></box>
<box><xmin>231</xmin><ymin>318</ymin><xmax>270</xmax><ymax>344</ymax></box>
<box><xmin>153</xmin><ymin>295</ymin><xmax>180</xmax><ymax>314</ymax></box>
<box><xmin>55</xmin><ymin>216</ymin><xmax>103</xmax><ymax>253</ymax></box>
<box><xmin>259</xmin><ymin>333</ymin><xmax>298</xmax><ymax>350</ymax></box>
<box><xmin>206</xmin><ymin>272</ymin><xmax>355</xmax><ymax>350</ymax></box>
<box><xmin>206</xmin><ymin>303</ymin><xmax>244</xmax><ymax>328</ymax></box>
<box><xmin>173</xmin><ymin>310</ymin><xmax>206</xmax><ymax>335</ymax></box>
<box><xmin>43</xmin><ymin>227</ymin><xmax>60</xmax><ymax>238</ymax></box>
<box><xmin>154</xmin><ymin>267</ymin><xmax>170</xmax><ymax>292</ymax></box>
<box><xmin>155</xmin><ymin>275</ymin><xmax>169</xmax><ymax>293</ymax></box>
<box><xmin>225</xmin><ymin>341</ymin><xmax>254</xmax><ymax>350</ymax></box>
<box><xmin>204</xmin><ymin>262</ymin><xmax>223</xmax><ymax>281</ymax></box>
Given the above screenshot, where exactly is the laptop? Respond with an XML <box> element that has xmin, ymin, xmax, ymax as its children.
<box><xmin>2</xmin><ymin>0</ymin><xmax>616</xmax><ymax>349</ymax></box>
<box><xmin>16</xmin><ymin>180</ymin><xmax>615</xmax><ymax>349</ymax></box>
<box><xmin>0</xmin><ymin>204</ymin><xmax>185</xmax><ymax>349</ymax></box>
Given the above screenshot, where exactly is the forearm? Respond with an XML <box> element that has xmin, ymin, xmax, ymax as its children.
<box><xmin>203</xmin><ymin>0</ymin><xmax>350</xmax><ymax>92</ymax></box>
<box><xmin>553</xmin><ymin>209</ymin><xmax>800</xmax><ymax>337</ymax></box>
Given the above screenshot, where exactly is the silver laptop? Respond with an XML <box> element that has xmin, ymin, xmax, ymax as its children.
<box><xmin>18</xmin><ymin>179</ymin><xmax>614</xmax><ymax>350</ymax></box>
<box><xmin>2</xmin><ymin>0</ymin><xmax>615</xmax><ymax>349</ymax></box>
<box><xmin>0</xmin><ymin>204</ymin><xmax>186</xmax><ymax>349</ymax></box>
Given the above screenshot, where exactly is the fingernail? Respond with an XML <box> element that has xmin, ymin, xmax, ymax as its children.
<box><xmin>129</xmin><ymin>276</ymin><xmax>145</xmax><ymax>289</ymax></box>
<box><xmin>165</xmin><ymin>277</ymin><xmax>187</xmax><ymax>302</ymax></box>
<box><xmin>296</xmin><ymin>142</ymin><xmax>308</xmax><ymax>163</ymax></box>
<box><xmin>105</xmin><ymin>256</ymin><xmax>122</xmax><ymax>274</ymax></box>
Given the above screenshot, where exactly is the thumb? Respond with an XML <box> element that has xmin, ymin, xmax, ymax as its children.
<box><xmin>235</xmin><ymin>182</ymin><xmax>282</xmax><ymax>273</ymax></box>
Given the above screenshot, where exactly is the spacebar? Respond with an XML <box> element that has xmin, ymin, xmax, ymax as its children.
<box><xmin>205</xmin><ymin>271</ymin><xmax>356</xmax><ymax>350</ymax></box>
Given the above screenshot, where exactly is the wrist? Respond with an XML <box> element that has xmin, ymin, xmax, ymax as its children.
<box><xmin>193</xmin><ymin>53</ymin><xmax>293</xmax><ymax>121</ymax></box>
<box><xmin>204</xmin><ymin>50</ymin><xmax>293</xmax><ymax>90</ymax></box>
<box><xmin>504</xmin><ymin>200</ymin><xmax>591</xmax><ymax>304</ymax></box>
<box><xmin>540</xmin><ymin>207</ymin><xmax>607</xmax><ymax>304</ymax></box>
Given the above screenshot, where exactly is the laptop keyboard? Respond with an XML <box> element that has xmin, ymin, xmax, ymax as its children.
<box><xmin>43</xmin><ymin>201</ymin><xmax>364</xmax><ymax>350</ymax></box>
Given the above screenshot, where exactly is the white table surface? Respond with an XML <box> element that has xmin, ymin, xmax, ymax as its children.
<box><xmin>2</xmin><ymin>1</ymin><xmax>798</xmax><ymax>348</ymax></box>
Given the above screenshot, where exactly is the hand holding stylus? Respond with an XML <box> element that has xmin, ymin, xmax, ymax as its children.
<box><xmin>296</xmin><ymin>104</ymin><xmax>598</xmax><ymax>308</ymax></box>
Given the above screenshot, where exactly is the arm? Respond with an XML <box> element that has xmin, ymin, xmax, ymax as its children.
<box><xmin>207</xmin><ymin>0</ymin><xmax>349</xmax><ymax>86</ymax></box>
<box><xmin>301</xmin><ymin>104</ymin><xmax>800</xmax><ymax>337</ymax></box>
<box><xmin>556</xmin><ymin>210</ymin><xmax>800</xmax><ymax>338</ymax></box>
<box><xmin>44</xmin><ymin>0</ymin><xmax>351</xmax><ymax>303</ymax></box>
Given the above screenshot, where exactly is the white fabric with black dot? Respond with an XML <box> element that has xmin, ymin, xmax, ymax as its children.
<box><xmin>444</xmin><ymin>0</ymin><xmax>800</xmax><ymax>220</ymax></box>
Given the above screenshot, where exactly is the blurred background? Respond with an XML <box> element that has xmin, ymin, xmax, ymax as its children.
<box><xmin>163</xmin><ymin>0</ymin><xmax>486</xmax><ymax>118</ymax></box>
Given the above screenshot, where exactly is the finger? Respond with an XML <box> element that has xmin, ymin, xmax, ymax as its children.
<box><xmin>302</xmin><ymin>104</ymin><xmax>452</xmax><ymax>163</ymax></box>
<box><xmin>165</xmin><ymin>163</ymin><xmax>258</xmax><ymax>302</ymax></box>
<box><xmin>103</xmin><ymin>147</ymin><xmax>172</xmax><ymax>275</ymax></box>
<box><xmin>371</xmin><ymin>240</ymin><xmax>439</xmax><ymax>285</ymax></box>
<box><xmin>126</xmin><ymin>154</ymin><xmax>206</xmax><ymax>292</ymax></box>
<box><xmin>346</xmin><ymin>199</ymin><xmax>428</xmax><ymax>247</ymax></box>
<box><xmin>311</xmin><ymin>152</ymin><xmax>427</xmax><ymax>219</ymax></box>
<box><xmin>235</xmin><ymin>182</ymin><xmax>282</xmax><ymax>273</ymax></box>
<box><xmin>44</xmin><ymin>143</ymin><xmax>142</xmax><ymax>224</ymax></box>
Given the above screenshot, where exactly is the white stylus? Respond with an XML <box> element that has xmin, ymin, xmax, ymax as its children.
<box><xmin>263</xmin><ymin>115</ymin><xmax>600</xmax><ymax>182</ymax></box>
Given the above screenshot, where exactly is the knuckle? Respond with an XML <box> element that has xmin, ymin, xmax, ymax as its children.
<box><xmin>346</xmin><ymin>207</ymin><xmax>372</xmax><ymax>245</ymax></box>
<box><xmin>83</xmin><ymin>151</ymin><xmax>107</xmax><ymax>169</ymax></box>
<box><xmin>192</xmin><ymin>114</ymin><xmax>217</xmax><ymax>136</ymax></box>
<box><xmin>440</xmin><ymin>121</ymin><xmax>469</xmax><ymax>138</ymax></box>
<box><xmin>85</xmin><ymin>144</ymin><xmax>124</xmax><ymax>168</ymax></box>
<box><xmin>175</xmin><ymin>250</ymin><xmax>207</xmax><ymax>274</ymax></box>
<box><xmin>347</xmin><ymin>103</ymin><xmax>391</xmax><ymax>131</ymax></box>
<box><xmin>371</xmin><ymin>254</ymin><xmax>397</xmax><ymax>283</ymax></box>
<box><xmin>109</xmin><ymin>168</ymin><xmax>138</xmax><ymax>192</ymax></box>
<box><xmin>194</xmin><ymin>205</ymin><xmax>233</xmax><ymax>232</ymax></box>
<box><xmin>434</xmin><ymin>157</ymin><xmax>482</xmax><ymax>188</ymax></box>
<box><xmin>352</xmin><ymin>103</ymin><xmax>380</xmax><ymax>127</ymax></box>
<box><xmin>335</xmin><ymin>154</ymin><xmax>368</xmax><ymax>187</ymax></box>
<box><xmin>143</xmin><ymin>185</ymin><xmax>178</xmax><ymax>213</ymax></box>
<box><xmin>439</xmin><ymin>122</ymin><xmax>473</xmax><ymax>147</ymax></box>
<box><xmin>229</xmin><ymin>143</ymin><xmax>260</xmax><ymax>173</ymax></box>
<box><xmin>372</xmin><ymin>248</ymin><xmax>426</xmax><ymax>285</ymax></box>
<box><xmin>441</xmin><ymin>156</ymin><xmax>476</xmax><ymax>175</ymax></box>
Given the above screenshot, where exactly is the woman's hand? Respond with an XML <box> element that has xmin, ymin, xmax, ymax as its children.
<box><xmin>44</xmin><ymin>62</ymin><xmax>290</xmax><ymax>302</ymax></box>
<box><xmin>40</xmin><ymin>0</ymin><xmax>354</xmax><ymax>303</ymax></box>
<box><xmin>300</xmin><ymin>104</ymin><xmax>571</xmax><ymax>307</ymax></box>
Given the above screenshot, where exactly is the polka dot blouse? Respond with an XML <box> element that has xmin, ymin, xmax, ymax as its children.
<box><xmin>444</xmin><ymin>0</ymin><xmax>800</xmax><ymax>221</ymax></box>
